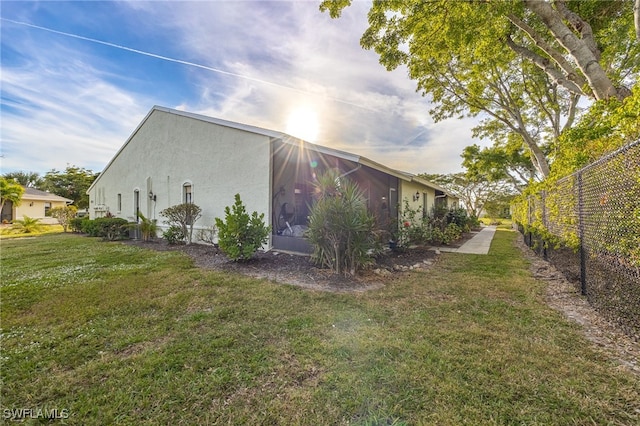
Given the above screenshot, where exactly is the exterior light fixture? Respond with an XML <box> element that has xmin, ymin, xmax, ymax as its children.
<box><xmin>413</xmin><ymin>191</ymin><xmax>420</xmax><ymax>202</ymax></box>
<box><xmin>149</xmin><ymin>191</ymin><xmax>156</xmax><ymax>202</ymax></box>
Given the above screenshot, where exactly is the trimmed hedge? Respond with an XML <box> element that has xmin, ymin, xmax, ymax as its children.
<box><xmin>80</xmin><ymin>218</ymin><xmax>130</xmax><ymax>240</ymax></box>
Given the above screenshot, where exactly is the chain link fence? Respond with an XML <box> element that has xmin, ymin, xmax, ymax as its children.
<box><xmin>513</xmin><ymin>139</ymin><xmax>640</xmax><ymax>340</ymax></box>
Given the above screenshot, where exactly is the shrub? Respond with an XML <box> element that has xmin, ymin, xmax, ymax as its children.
<box><xmin>70</xmin><ymin>217</ymin><xmax>85</xmax><ymax>233</ymax></box>
<box><xmin>81</xmin><ymin>218</ymin><xmax>129</xmax><ymax>240</ymax></box>
<box><xmin>160</xmin><ymin>203</ymin><xmax>202</xmax><ymax>245</ymax></box>
<box><xmin>395</xmin><ymin>199</ymin><xmax>431</xmax><ymax>249</ymax></box>
<box><xmin>197</xmin><ymin>225</ymin><xmax>218</xmax><ymax>245</ymax></box>
<box><xmin>445</xmin><ymin>207</ymin><xmax>470</xmax><ymax>231</ymax></box>
<box><xmin>215</xmin><ymin>194</ymin><xmax>270</xmax><ymax>261</ymax></box>
<box><xmin>136</xmin><ymin>211</ymin><xmax>158</xmax><ymax>242</ymax></box>
<box><xmin>306</xmin><ymin>170</ymin><xmax>377</xmax><ymax>275</ymax></box>
<box><xmin>163</xmin><ymin>225</ymin><xmax>185</xmax><ymax>245</ymax></box>
<box><xmin>50</xmin><ymin>205</ymin><xmax>78</xmax><ymax>232</ymax></box>
<box><xmin>11</xmin><ymin>216</ymin><xmax>43</xmax><ymax>234</ymax></box>
<box><xmin>430</xmin><ymin>228</ymin><xmax>445</xmax><ymax>245</ymax></box>
<box><xmin>443</xmin><ymin>223</ymin><xmax>463</xmax><ymax>245</ymax></box>
<box><xmin>81</xmin><ymin>218</ymin><xmax>100</xmax><ymax>236</ymax></box>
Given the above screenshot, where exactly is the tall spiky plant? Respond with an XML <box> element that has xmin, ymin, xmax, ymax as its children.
<box><xmin>307</xmin><ymin>169</ymin><xmax>377</xmax><ymax>276</ymax></box>
<box><xmin>136</xmin><ymin>211</ymin><xmax>158</xmax><ymax>242</ymax></box>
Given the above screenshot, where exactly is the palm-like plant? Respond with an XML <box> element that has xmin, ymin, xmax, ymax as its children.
<box><xmin>12</xmin><ymin>216</ymin><xmax>43</xmax><ymax>234</ymax></box>
<box><xmin>136</xmin><ymin>211</ymin><xmax>158</xmax><ymax>242</ymax></box>
<box><xmin>307</xmin><ymin>169</ymin><xmax>377</xmax><ymax>276</ymax></box>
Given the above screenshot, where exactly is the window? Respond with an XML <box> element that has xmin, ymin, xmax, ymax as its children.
<box><xmin>44</xmin><ymin>202</ymin><xmax>51</xmax><ymax>217</ymax></box>
<box><xmin>183</xmin><ymin>183</ymin><xmax>192</xmax><ymax>204</ymax></box>
<box><xmin>422</xmin><ymin>193</ymin><xmax>428</xmax><ymax>219</ymax></box>
<box><xmin>134</xmin><ymin>190</ymin><xmax>140</xmax><ymax>222</ymax></box>
<box><xmin>117</xmin><ymin>194</ymin><xmax>122</xmax><ymax>212</ymax></box>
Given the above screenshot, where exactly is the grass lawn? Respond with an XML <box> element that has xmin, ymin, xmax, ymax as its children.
<box><xmin>1</xmin><ymin>231</ymin><xmax>638</xmax><ymax>425</ymax></box>
<box><xmin>0</xmin><ymin>224</ymin><xmax>64</xmax><ymax>238</ymax></box>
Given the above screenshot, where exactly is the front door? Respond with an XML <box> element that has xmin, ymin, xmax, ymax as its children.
<box><xmin>1</xmin><ymin>200</ymin><xmax>13</xmax><ymax>223</ymax></box>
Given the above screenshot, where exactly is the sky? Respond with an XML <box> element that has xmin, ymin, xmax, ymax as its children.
<box><xmin>1</xmin><ymin>1</ymin><xmax>484</xmax><ymax>177</ymax></box>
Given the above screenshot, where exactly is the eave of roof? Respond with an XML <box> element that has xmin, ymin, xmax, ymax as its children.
<box><xmin>21</xmin><ymin>187</ymin><xmax>73</xmax><ymax>203</ymax></box>
<box><xmin>88</xmin><ymin>105</ymin><xmax>441</xmax><ymax>192</ymax></box>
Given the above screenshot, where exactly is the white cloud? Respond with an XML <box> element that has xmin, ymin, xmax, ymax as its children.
<box><xmin>1</xmin><ymin>1</ymin><xmax>486</xmax><ymax>177</ymax></box>
<box><xmin>0</xmin><ymin>39</ymin><xmax>149</xmax><ymax>174</ymax></box>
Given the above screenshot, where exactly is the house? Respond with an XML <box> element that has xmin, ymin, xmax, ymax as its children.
<box><xmin>1</xmin><ymin>187</ymin><xmax>73</xmax><ymax>224</ymax></box>
<box><xmin>87</xmin><ymin>106</ymin><xmax>458</xmax><ymax>253</ymax></box>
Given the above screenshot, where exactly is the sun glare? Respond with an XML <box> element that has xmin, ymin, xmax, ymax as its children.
<box><xmin>285</xmin><ymin>107</ymin><xmax>319</xmax><ymax>142</ymax></box>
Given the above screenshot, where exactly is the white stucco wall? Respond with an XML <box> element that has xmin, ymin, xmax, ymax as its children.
<box><xmin>399</xmin><ymin>181</ymin><xmax>437</xmax><ymax>218</ymax></box>
<box><xmin>14</xmin><ymin>200</ymin><xmax>68</xmax><ymax>224</ymax></box>
<box><xmin>88</xmin><ymin>109</ymin><xmax>272</xmax><ymax>244</ymax></box>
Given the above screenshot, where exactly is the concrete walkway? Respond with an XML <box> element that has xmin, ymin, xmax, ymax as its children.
<box><xmin>437</xmin><ymin>225</ymin><xmax>497</xmax><ymax>255</ymax></box>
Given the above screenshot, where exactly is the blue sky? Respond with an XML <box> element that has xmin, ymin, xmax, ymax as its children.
<box><xmin>1</xmin><ymin>1</ymin><xmax>481</xmax><ymax>176</ymax></box>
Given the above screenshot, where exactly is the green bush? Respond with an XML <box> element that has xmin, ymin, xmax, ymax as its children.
<box><xmin>50</xmin><ymin>205</ymin><xmax>78</xmax><ymax>232</ymax></box>
<box><xmin>215</xmin><ymin>194</ymin><xmax>270</xmax><ymax>262</ymax></box>
<box><xmin>81</xmin><ymin>218</ymin><xmax>129</xmax><ymax>240</ymax></box>
<box><xmin>70</xmin><ymin>217</ymin><xmax>85</xmax><ymax>233</ymax></box>
<box><xmin>136</xmin><ymin>212</ymin><xmax>158</xmax><ymax>242</ymax></box>
<box><xmin>445</xmin><ymin>207</ymin><xmax>470</xmax><ymax>231</ymax></box>
<box><xmin>395</xmin><ymin>199</ymin><xmax>433</xmax><ymax>249</ymax></box>
<box><xmin>81</xmin><ymin>218</ymin><xmax>99</xmax><ymax>236</ymax></box>
<box><xmin>306</xmin><ymin>170</ymin><xmax>377</xmax><ymax>275</ymax></box>
<box><xmin>163</xmin><ymin>225</ymin><xmax>186</xmax><ymax>245</ymax></box>
<box><xmin>443</xmin><ymin>223</ymin><xmax>463</xmax><ymax>245</ymax></box>
<box><xmin>160</xmin><ymin>203</ymin><xmax>202</xmax><ymax>245</ymax></box>
<box><xmin>11</xmin><ymin>216</ymin><xmax>43</xmax><ymax>234</ymax></box>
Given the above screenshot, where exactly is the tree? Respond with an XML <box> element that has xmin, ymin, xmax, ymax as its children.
<box><xmin>462</xmin><ymin>140</ymin><xmax>535</xmax><ymax>192</ymax></box>
<box><xmin>2</xmin><ymin>171</ymin><xmax>43</xmax><ymax>188</ymax></box>
<box><xmin>50</xmin><ymin>205</ymin><xmax>78</xmax><ymax>232</ymax></box>
<box><xmin>1</xmin><ymin>177</ymin><xmax>24</xmax><ymax>213</ymax></box>
<box><xmin>636</xmin><ymin>0</ymin><xmax>640</xmax><ymax>40</ymax></box>
<box><xmin>41</xmin><ymin>166</ymin><xmax>98</xmax><ymax>210</ymax></box>
<box><xmin>160</xmin><ymin>203</ymin><xmax>202</xmax><ymax>245</ymax></box>
<box><xmin>322</xmin><ymin>0</ymin><xmax>637</xmax><ymax>100</ymax></box>
<box><xmin>421</xmin><ymin>173</ymin><xmax>514</xmax><ymax>218</ymax></box>
<box><xmin>551</xmin><ymin>84</ymin><xmax>640</xmax><ymax>176</ymax></box>
<box><xmin>321</xmin><ymin>0</ymin><xmax>639</xmax><ymax>178</ymax></box>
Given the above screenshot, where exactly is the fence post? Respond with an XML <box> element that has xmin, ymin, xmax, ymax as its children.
<box><xmin>541</xmin><ymin>190</ymin><xmax>547</xmax><ymax>260</ymax></box>
<box><xmin>577</xmin><ymin>172</ymin><xmax>587</xmax><ymax>295</ymax></box>
<box><xmin>527</xmin><ymin>196</ymin><xmax>533</xmax><ymax>248</ymax></box>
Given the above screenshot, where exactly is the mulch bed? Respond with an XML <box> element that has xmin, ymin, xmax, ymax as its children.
<box><xmin>124</xmin><ymin>236</ymin><xmax>456</xmax><ymax>292</ymax></box>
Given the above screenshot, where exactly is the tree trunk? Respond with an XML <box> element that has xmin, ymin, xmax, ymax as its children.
<box><xmin>523</xmin><ymin>0</ymin><xmax>623</xmax><ymax>100</ymax></box>
<box><xmin>521</xmin><ymin>132</ymin><xmax>551</xmax><ymax>178</ymax></box>
<box><xmin>635</xmin><ymin>0</ymin><xmax>640</xmax><ymax>41</ymax></box>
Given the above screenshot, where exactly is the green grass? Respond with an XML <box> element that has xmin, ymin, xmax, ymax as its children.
<box><xmin>479</xmin><ymin>217</ymin><xmax>513</xmax><ymax>229</ymax></box>
<box><xmin>1</xmin><ymin>232</ymin><xmax>638</xmax><ymax>425</ymax></box>
<box><xmin>0</xmin><ymin>224</ymin><xmax>64</xmax><ymax>238</ymax></box>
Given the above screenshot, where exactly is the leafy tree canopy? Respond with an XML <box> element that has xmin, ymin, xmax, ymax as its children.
<box><xmin>321</xmin><ymin>0</ymin><xmax>639</xmax><ymax>179</ymax></box>
<box><xmin>2</xmin><ymin>171</ymin><xmax>43</xmax><ymax>188</ymax></box>
<box><xmin>421</xmin><ymin>172</ymin><xmax>515</xmax><ymax>218</ymax></box>
<box><xmin>1</xmin><ymin>177</ymin><xmax>25</xmax><ymax>212</ymax></box>
<box><xmin>41</xmin><ymin>165</ymin><xmax>98</xmax><ymax>210</ymax></box>
<box><xmin>321</xmin><ymin>0</ymin><xmax>638</xmax><ymax>100</ymax></box>
<box><xmin>551</xmin><ymin>84</ymin><xmax>640</xmax><ymax>176</ymax></box>
<box><xmin>462</xmin><ymin>138</ymin><xmax>536</xmax><ymax>192</ymax></box>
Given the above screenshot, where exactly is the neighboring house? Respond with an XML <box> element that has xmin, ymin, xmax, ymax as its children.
<box><xmin>1</xmin><ymin>187</ymin><xmax>73</xmax><ymax>224</ymax></box>
<box><xmin>87</xmin><ymin>106</ymin><xmax>458</xmax><ymax>253</ymax></box>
